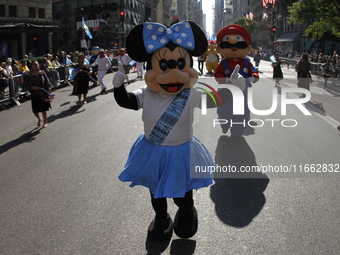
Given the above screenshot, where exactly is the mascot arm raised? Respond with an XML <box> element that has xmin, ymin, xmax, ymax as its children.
<box><xmin>113</xmin><ymin>62</ymin><xmax>138</xmax><ymax>110</ymax></box>
<box><xmin>205</xmin><ymin>65</ymin><xmax>244</xmax><ymax>108</ymax></box>
<box><xmin>214</xmin><ymin>64</ymin><xmax>245</xmax><ymax>91</ymax></box>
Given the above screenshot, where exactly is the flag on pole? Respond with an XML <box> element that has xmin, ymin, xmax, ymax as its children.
<box><xmin>82</xmin><ymin>17</ymin><xmax>93</xmax><ymax>39</ymax></box>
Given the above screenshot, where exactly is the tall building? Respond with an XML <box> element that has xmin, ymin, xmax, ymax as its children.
<box><xmin>214</xmin><ymin>0</ymin><xmax>234</xmax><ymax>37</ymax></box>
<box><xmin>250</xmin><ymin>0</ymin><xmax>303</xmax><ymax>52</ymax></box>
<box><xmin>52</xmin><ymin>0</ymin><xmax>186</xmax><ymax>53</ymax></box>
<box><xmin>188</xmin><ymin>0</ymin><xmax>204</xmax><ymax>30</ymax></box>
<box><xmin>52</xmin><ymin>0</ymin><xmax>147</xmax><ymax>53</ymax></box>
<box><xmin>0</xmin><ymin>0</ymin><xmax>58</xmax><ymax>61</ymax></box>
<box><xmin>1</xmin><ymin>0</ymin><xmax>207</xmax><ymax>59</ymax></box>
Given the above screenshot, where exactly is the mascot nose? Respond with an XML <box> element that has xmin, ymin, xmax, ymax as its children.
<box><xmin>228</xmin><ymin>36</ymin><xmax>238</xmax><ymax>44</ymax></box>
<box><xmin>167</xmin><ymin>59</ymin><xmax>177</xmax><ymax>69</ymax></box>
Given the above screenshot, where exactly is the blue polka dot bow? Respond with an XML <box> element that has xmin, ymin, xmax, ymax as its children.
<box><xmin>143</xmin><ymin>22</ymin><xmax>195</xmax><ymax>54</ymax></box>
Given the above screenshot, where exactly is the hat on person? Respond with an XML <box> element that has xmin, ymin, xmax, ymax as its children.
<box><xmin>99</xmin><ymin>48</ymin><xmax>105</xmax><ymax>53</ymax></box>
<box><xmin>217</xmin><ymin>24</ymin><xmax>251</xmax><ymax>45</ymax></box>
<box><xmin>6</xmin><ymin>58</ymin><xmax>12</xmax><ymax>63</ymax></box>
<box><xmin>92</xmin><ymin>46</ymin><xmax>100</xmax><ymax>51</ymax></box>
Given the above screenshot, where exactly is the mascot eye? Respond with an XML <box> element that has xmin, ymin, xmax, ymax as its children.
<box><xmin>159</xmin><ymin>60</ymin><xmax>167</xmax><ymax>71</ymax></box>
<box><xmin>236</xmin><ymin>36</ymin><xmax>244</xmax><ymax>41</ymax></box>
<box><xmin>224</xmin><ymin>36</ymin><xmax>230</xmax><ymax>41</ymax></box>
<box><xmin>177</xmin><ymin>58</ymin><xmax>185</xmax><ymax>70</ymax></box>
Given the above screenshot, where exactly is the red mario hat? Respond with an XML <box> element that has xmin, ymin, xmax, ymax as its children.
<box><xmin>216</xmin><ymin>24</ymin><xmax>251</xmax><ymax>45</ymax></box>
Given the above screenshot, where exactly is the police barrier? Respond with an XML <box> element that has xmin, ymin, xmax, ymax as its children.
<box><xmin>0</xmin><ymin>65</ymin><xmax>76</xmax><ymax>109</ymax></box>
<box><xmin>281</xmin><ymin>57</ymin><xmax>340</xmax><ymax>92</ymax></box>
<box><xmin>281</xmin><ymin>57</ymin><xmax>336</xmax><ymax>78</ymax></box>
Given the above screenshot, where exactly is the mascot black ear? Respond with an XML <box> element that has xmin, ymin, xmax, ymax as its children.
<box><xmin>126</xmin><ymin>24</ymin><xmax>149</xmax><ymax>62</ymax></box>
<box><xmin>185</xmin><ymin>21</ymin><xmax>208</xmax><ymax>57</ymax></box>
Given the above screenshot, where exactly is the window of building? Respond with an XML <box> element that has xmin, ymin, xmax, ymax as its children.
<box><xmin>29</xmin><ymin>7</ymin><xmax>35</xmax><ymax>18</ymax></box>
<box><xmin>0</xmin><ymin>5</ymin><xmax>5</xmax><ymax>17</ymax></box>
<box><xmin>38</xmin><ymin>8</ymin><xmax>45</xmax><ymax>18</ymax></box>
<box><xmin>9</xmin><ymin>5</ymin><xmax>17</xmax><ymax>17</ymax></box>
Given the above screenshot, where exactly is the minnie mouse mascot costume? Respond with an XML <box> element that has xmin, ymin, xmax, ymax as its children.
<box><xmin>112</xmin><ymin>21</ymin><xmax>245</xmax><ymax>242</ymax></box>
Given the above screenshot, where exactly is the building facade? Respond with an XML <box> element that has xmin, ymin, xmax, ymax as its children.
<box><xmin>213</xmin><ymin>0</ymin><xmax>234</xmax><ymax>37</ymax></box>
<box><xmin>0</xmin><ymin>0</ymin><xmax>57</xmax><ymax>61</ymax></box>
<box><xmin>0</xmin><ymin>0</ymin><xmax>207</xmax><ymax>59</ymax></box>
<box><xmin>53</xmin><ymin>0</ymin><xmax>204</xmax><ymax>53</ymax></box>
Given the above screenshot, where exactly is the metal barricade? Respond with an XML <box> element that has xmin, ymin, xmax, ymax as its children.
<box><xmin>0</xmin><ymin>74</ymin><xmax>30</xmax><ymax>107</ymax></box>
<box><xmin>56</xmin><ymin>65</ymin><xmax>74</xmax><ymax>87</ymax></box>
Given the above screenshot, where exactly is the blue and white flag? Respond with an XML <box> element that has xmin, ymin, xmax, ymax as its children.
<box><xmin>82</xmin><ymin>17</ymin><xmax>93</xmax><ymax>39</ymax></box>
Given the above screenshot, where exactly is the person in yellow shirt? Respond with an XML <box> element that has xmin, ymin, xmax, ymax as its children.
<box><xmin>18</xmin><ymin>59</ymin><xmax>30</xmax><ymax>74</ymax></box>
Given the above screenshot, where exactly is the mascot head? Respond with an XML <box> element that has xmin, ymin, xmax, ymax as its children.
<box><xmin>91</xmin><ymin>46</ymin><xmax>100</xmax><ymax>55</ymax></box>
<box><xmin>216</xmin><ymin>24</ymin><xmax>251</xmax><ymax>59</ymax></box>
<box><xmin>126</xmin><ymin>21</ymin><xmax>207</xmax><ymax>94</ymax></box>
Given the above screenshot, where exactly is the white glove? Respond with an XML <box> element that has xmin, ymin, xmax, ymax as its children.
<box><xmin>228</xmin><ymin>64</ymin><xmax>245</xmax><ymax>91</ymax></box>
<box><xmin>249</xmin><ymin>74</ymin><xmax>258</xmax><ymax>83</ymax></box>
<box><xmin>112</xmin><ymin>62</ymin><xmax>128</xmax><ymax>88</ymax></box>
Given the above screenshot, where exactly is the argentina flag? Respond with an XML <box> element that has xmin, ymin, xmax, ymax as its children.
<box><xmin>82</xmin><ymin>17</ymin><xmax>93</xmax><ymax>39</ymax></box>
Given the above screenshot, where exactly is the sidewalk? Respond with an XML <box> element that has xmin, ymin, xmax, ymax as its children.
<box><xmin>257</xmin><ymin>59</ymin><xmax>340</xmax><ymax>124</ymax></box>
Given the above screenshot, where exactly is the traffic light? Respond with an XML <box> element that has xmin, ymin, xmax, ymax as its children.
<box><xmin>120</xmin><ymin>11</ymin><xmax>125</xmax><ymax>21</ymax></box>
<box><xmin>272</xmin><ymin>27</ymin><xmax>276</xmax><ymax>32</ymax></box>
<box><xmin>275</xmin><ymin>42</ymin><xmax>279</xmax><ymax>46</ymax></box>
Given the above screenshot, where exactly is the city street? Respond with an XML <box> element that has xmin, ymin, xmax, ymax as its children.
<box><xmin>0</xmin><ymin>60</ymin><xmax>339</xmax><ymax>255</ymax></box>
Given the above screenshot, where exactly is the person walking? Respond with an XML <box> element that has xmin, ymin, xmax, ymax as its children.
<box><xmin>91</xmin><ymin>48</ymin><xmax>111</xmax><ymax>94</ymax></box>
<box><xmin>25</xmin><ymin>61</ymin><xmax>53</xmax><ymax>128</ymax></box>
<box><xmin>136</xmin><ymin>61</ymin><xmax>144</xmax><ymax>79</ymax></box>
<box><xmin>72</xmin><ymin>54</ymin><xmax>97</xmax><ymax>105</ymax></box>
<box><xmin>295</xmin><ymin>53</ymin><xmax>312</xmax><ymax>98</ymax></box>
<box><xmin>253</xmin><ymin>50</ymin><xmax>261</xmax><ymax>70</ymax></box>
<box><xmin>117</xmin><ymin>48</ymin><xmax>132</xmax><ymax>84</ymax></box>
<box><xmin>197</xmin><ymin>54</ymin><xmax>206</xmax><ymax>75</ymax></box>
<box><xmin>272</xmin><ymin>52</ymin><xmax>289</xmax><ymax>87</ymax></box>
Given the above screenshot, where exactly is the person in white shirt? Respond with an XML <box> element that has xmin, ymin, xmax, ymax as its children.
<box><xmin>5</xmin><ymin>58</ymin><xmax>13</xmax><ymax>78</ymax></box>
<box><xmin>91</xmin><ymin>49</ymin><xmax>112</xmax><ymax>93</ymax></box>
<box><xmin>136</xmin><ymin>61</ymin><xmax>144</xmax><ymax>79</ymax></box>
<box><xmin>117</xmin><ymin>48</ymin><xmax>132</xmax><ymax>84</ymax></box>
<box><xmin>52</xmin><ymin>56</ymin><xmax>62</xmax><ymax>68</ymax></box>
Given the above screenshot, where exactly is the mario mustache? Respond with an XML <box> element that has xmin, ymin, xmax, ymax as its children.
<box><xmin>219</xmin><ymin>41</ymin><xmax>248</xmax><ymax>49</ymax></box>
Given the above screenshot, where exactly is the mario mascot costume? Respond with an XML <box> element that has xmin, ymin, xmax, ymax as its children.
<box><xmin>214</xmin><ymin>24</ymin><xmax>259</xmax><ymax>137</ymax></box>
<box><xmin>205</xmin><ymin>40</ymin><xmax>219</xmax><ymax>74</ymax></box>
<box><xmin>112</xmin><ymin>21</ymin><xmax>245</xmax><ymax>242</ymax></box>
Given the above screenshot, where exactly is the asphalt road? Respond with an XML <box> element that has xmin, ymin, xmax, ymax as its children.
<box><xmin>0</xmin><ymin>59</ymin><xmax>339</xmax><ymax>255</ymax></box>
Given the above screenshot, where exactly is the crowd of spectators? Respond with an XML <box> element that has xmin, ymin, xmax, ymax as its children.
<box><xmin>0</xmin><ymin>48</ymin><xmax>125</xmax><ymax>110</ymax></box>
<box><xmin>250</xmin><ymin>49</ymin><xmax>340</xmax><ymax>79</ymax></box>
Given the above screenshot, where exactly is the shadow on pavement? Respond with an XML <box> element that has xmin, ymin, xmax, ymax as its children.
<box><xmin>47</xmin><ymin>104</ymin><xmax>85</xmax><ymax>124</ymax></box>
<box><xmin>210</xmin><ymin>135</ymin><xmax>269</xmax><ymax>227</ymax></box>
<box><xmin>0</xmin><ymin>128</ymin><xmax>41</xmax><ymax>154</ymax></box>
<box><xmin>145</xmin><ymin>237</ymin><xmax>196</xmax><ymax>255</ymax></box>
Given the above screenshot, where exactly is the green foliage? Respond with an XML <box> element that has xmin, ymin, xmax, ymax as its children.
<box><xmin>288</xmin><ymin>0</ymin><xmax>340</xmax><ymax>39</ymax></box>
<box><xmin>232</xmin><ymin>18</ymin><xmax>259</xmax><ymax>36</ymax></box>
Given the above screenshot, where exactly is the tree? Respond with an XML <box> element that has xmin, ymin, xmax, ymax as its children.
<box><xmin>232</xmin><ymin>18</ymin><xmax>259</xmax><ymax>36</ymax></box>
<box><xmin>288</xmin><ymin>0</ymin><xmax>340</xmax><ymax>39</ymax></box>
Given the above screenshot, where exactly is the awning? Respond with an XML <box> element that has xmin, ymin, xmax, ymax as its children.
<box><xmin>276</xmin><ymin>32</ymin><xmax>300</xmax><ymax>42</ymax></box>
<box><xmin>0</xmin><ymin>23</ymin><xmax>25</xmax><ymax>27</ymax></box>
